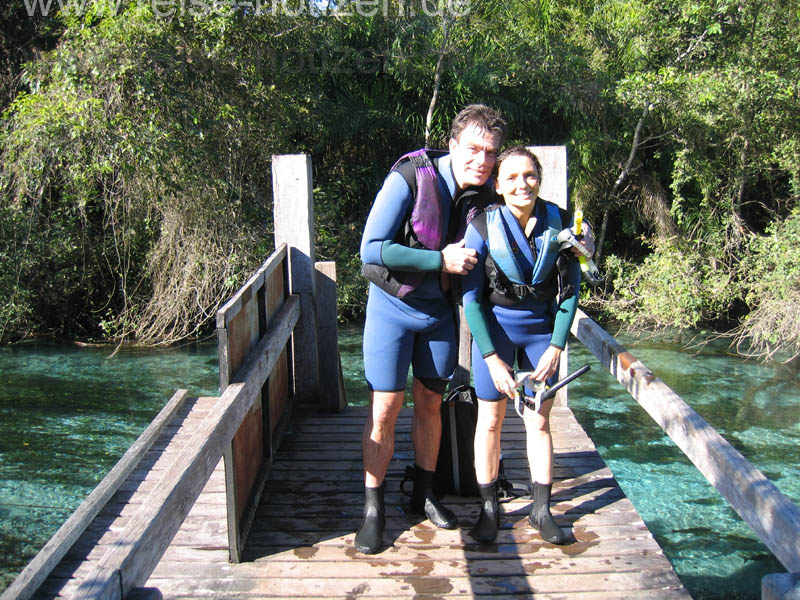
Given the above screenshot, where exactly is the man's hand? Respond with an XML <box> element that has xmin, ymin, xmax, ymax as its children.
<box><xmin>440</xmin><ymin>239</ymin><xmax>478</xmax><ymax>275</ymax></box>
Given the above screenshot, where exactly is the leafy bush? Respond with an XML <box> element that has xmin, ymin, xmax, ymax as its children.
<box><xmin>599</xmin><ymin>238</ymin><xmax>737</xmax><ymax>331</ymax></box>
<box><xmin>733</xmin><ymin>210</ymin><xmax>800</xmax><ymax>361</ymax></box>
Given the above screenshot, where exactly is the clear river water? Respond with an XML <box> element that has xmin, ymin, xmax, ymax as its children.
<box><xmin>1</xmin><ymin>325</ymin><xmax>798</xmax><ymax>599</ymax></box>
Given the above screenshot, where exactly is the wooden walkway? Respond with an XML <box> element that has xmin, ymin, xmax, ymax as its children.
<box><xmin>35</xmin><ymin>399</ymin><xmax>690</xmax><ymax>599</ymax></box>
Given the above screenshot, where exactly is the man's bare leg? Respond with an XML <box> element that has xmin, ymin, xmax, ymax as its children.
<box><xmin>411</xmin><ymin>378</ymin><xmax>443</xmax><ymax>471</ymax></box>
<box><xmin>356</xmin><ymin>389</ymin><xmax>404</xmax><ymax>554</ymax></box>
<box><xmin>362</xmin><ymin>390</ymin><xmax>405</xmax><ymax>487</ymax></box>
<box><xmin>407</xmin><ymin>378</ymin><xmax>457</xmax><ymax>529</ymax></box>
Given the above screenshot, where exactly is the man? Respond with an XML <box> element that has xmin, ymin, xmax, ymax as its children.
<box><xmin>356</xmin><ymin>104</ymin><xmax>506</xmax><ymax>554</ymax></box>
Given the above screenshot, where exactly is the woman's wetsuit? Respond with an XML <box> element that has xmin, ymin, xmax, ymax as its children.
<box><xmin>462</xmin><ymin>201</ymin><xmax>582</xmax><ymax>401</ymax></box>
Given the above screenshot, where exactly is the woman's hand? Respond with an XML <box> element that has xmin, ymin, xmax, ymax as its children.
<box><xmin>530</xmin><ymin>345</ymin><xmax>562</xmax><ymax>382</ymax></box>
<box><xmin>485</xmin><ymin>353</ymin><xmax>517</xmax><ymax>399</ymax></box>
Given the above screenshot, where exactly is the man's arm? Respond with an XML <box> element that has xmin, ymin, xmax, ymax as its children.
<box><xmin>361</xmin><ymin>171</ymin><xmax>477</xmax><ymax>274</ymax></box>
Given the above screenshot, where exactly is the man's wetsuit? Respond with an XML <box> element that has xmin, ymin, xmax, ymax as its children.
<box><xmin>462</xmin><ymin>200</ymin><xmax>582</xmax><ymax>401</ymax></box>
<box><xmin>360</xmin><ymin>154</ymin><xmax>487</xmax><ymax>392</ymax></box>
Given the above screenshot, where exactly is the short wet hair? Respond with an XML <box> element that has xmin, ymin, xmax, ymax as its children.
<box><xmin>449</xmin><ymin>104</ymin><xmax>507</xmax><ymax>146</ymax></box>
<box><xmin>495</xmin><ymin>146</ymin><xmax>542</xmax><ymax>183</ymax></box>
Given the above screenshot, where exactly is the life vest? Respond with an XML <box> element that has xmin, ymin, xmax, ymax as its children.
<box><xmin>472</xmin><ymin>202</ymin><xmax>575</xmax><ymax>307</ymax></box>
<box><xmin>361</xmin><ymin>149</ymin><xmax>449</xmax><ymax>298</ymax></box>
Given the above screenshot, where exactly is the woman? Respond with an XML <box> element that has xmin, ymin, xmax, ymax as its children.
<box><xmin>461</xmin><ymin>146</ymin><xmax>582</xmax><ymax>544</ymax></box>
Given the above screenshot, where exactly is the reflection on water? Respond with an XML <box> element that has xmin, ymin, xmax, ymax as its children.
<box><xmin>0</xmin><ymin>327</ymin><xmax>798</xmax><ymax>600</ymax></box>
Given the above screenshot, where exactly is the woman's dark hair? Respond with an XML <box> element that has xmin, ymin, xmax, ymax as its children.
<box><xmin>495</xmin><ymin>146</ymin><xmax>542</xmax><ymax>183</ymax></box>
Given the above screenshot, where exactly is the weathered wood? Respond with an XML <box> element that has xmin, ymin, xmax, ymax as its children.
<box><xmin>528</xmin><ymin>145</ymin><xmax>568</xmax><ymax>210</ymax></box>
<box><xmin>315</xmin><ymin>261</ymin><xmax>345</xmax><ymax>411</ymax></box>
<box><xmin>49</xmin><ymin>397</ymin><xmax>685</xmax><ymax>600</ymax></box>
<box><xmin>273</xmin><ymin>153</ymin><xmax>320</xmax><ymax>405</ymax></box>
<box><xmin>76</xmin><ymin>296</ymin><xmax>300</xmax><ymax>599</ymax></box>
<box><xmin>0</xmin><ymin>389</ymin><xmax>190</xmax><ymax>600</ymax></box>
<box><xmin>149</xmin><ymin>403</ymin><xmax>687</xmax><ymax>599</ymax></box>
<box><xmin>215</xmin><ymin>244</ymin><xmax>287</xmax><ymax>333</ymax></box>
<box><xmin>217</xmin><ymin>248</ymin><xmax>293</xmax><ymax>562</ymax></box>
<box><xmin>140</xmin><ymin>571</ymin><xmax>683</xmax><ymax>597</ymax></box>
<box><xmin>571</xmin><ymin>307</ymin><xmax>800</xmax><ymax>572</ymax></box>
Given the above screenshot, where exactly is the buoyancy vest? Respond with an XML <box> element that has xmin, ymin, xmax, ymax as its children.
<box><xmin>361</xmin><ymin>149</ymin><xmax>449</xmax><ymax>298</ymax></box>
<box><xmin>472</xmin><ymin>202</ymin><xmax>575</xmax><ymax>307</ymax></box>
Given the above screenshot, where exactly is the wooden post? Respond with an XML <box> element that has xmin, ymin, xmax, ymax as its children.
<box><xmin>451</xmin><ymin>306</ymin><xmax>472</xmax><ymax>388</ymax></box>
<box><xmin>762</xmin><ymin>573</ymin><xmax>800</xmax><ymax>600</ymax></box>
<box><xmin>273</xmin><ymin>154</ymin><xmax>320</xmax><ymax>405</ymax></box>
<box><xmin>529</xmin><ymin>145</ymin><xmax>571</xmax><ymax>406</ymax></box>
<box><xmin>315</xmin><ymin>261</ymin><xmax>345</xmax><ymax>411</ymax></box>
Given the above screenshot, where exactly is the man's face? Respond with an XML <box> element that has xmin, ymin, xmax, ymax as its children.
<box><xmin>448</xmin><ymin>124</ymin><xmax>500</xmax><ymax>190</ymax></box>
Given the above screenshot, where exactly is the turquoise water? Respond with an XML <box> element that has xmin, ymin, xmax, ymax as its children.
<box><xmin>0</xmin><ymin>327</ymin><xmax>798</xmax><ymax>599</ymax></box>
<box><xmin>566</xmin><ymin>335</ymin><xmax>799</xmax><ymax>600</ymax></box>
<box><xmin>0</xmin><ymin>339</ymin><xmax>220</xmax><ymax>591</ymax></box>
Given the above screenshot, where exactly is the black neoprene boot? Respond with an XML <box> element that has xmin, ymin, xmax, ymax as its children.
<box><xmin>470</xmin><ymin>481</ymin><xmax>499</xmax><ymax>543</ymax></box>
<box><xmin>410</xmin><ymin>465</ymin><xmax>458</xmax><ymax>529</ymax></box>
<box><xmin>528</xmin><ymin>481</ymin><xmax>567</xmax><ymax>544</ymax></box>
<box><xmin>354</xmin><ymin>482</ymin><xmax>386</xmax><ymax>554</ymax></box>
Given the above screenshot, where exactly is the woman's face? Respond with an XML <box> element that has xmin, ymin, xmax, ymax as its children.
<box><xmin>495</xmin><ymin>154</ymin><xmax>540</xmax><ymax>213</ymax></box>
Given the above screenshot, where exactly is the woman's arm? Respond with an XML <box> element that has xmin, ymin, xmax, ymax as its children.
<box><xmin>550</xmin><ymin>257</ymin><xmax>582</xmax><ymax>349</ymax></box>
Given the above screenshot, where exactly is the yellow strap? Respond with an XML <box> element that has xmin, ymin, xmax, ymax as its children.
<box><xmin>573</xmin><ymin>209</ymin><xmax>590</xmax><ymax>274</ymax></box>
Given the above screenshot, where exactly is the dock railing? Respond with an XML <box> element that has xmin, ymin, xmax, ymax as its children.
<box><xmin>569</xmin><ymin>307</ymin><xmax>800</xmax><ymax>593</ymax></box>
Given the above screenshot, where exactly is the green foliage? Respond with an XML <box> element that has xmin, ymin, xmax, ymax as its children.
<box><xmin>734</xmin><ymin>210</ymin><xmax>800</xmax><ymax>361</ymax></box>
<box><xmin>0</xmin><ymin>0</ymin><xmax>798</xmax><ymax>362</ymax></box>
<box><xmin>0</xmin><ymin>1</ymin><xmax>299</xmax><ymax>342</ymax></box>
<box><xmin>600</xmin><ymin>238</ymin><xmax>738</xmax><ymax>331</ymax></box>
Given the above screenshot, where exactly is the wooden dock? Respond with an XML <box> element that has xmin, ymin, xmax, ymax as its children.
<box><xmin>35</xmin><ymin>398</ymin><xmax>689</xmax><ymax>599</ymax></box>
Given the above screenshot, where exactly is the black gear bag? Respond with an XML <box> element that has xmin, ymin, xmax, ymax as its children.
<box><xmin>434</xmin><ymin>384</ymin><xmax>480</xmax><ymax>497</ymax></box>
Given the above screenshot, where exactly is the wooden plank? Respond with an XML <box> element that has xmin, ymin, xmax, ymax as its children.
<box><xmin>134</xmin><ymin>592</ymin><xmax>689</xmax><ymax>600</ymax></box>
<box><xmin>315</xmin><ymin>261</ymin><xmax>345</xmax><ymax>412</ymax></box>
<box><xmin>1</xmin><ymin>389</ymin><xmax>190</xmax><ymax>600</ymax></box>
<box><xmin>140</xmin><ymin>571</ymin><xmax>684</xmax><ymax>597</ymax></box>
<box><xmin>76</xmin><ymin>296</ymin><xmax>301</xmax><ymax>599</ymax></box>
<box><xmin>266</xmin><ymin>260</ymin><xmax>290</xmax><ymax>433</ymax></box>
<box><xmin>146</xmin><ymin>553</ymin><xmax>677</xmax><ymax>579</ymax></box>
<box><xmin>571</xmin><ymin>307</ymin><xmax>800</xmax><ymax>572</ymax></box>
<box><xmin>215</xmin><ymin>245</ymin><xmax>287</xmax><ymax>330</ymax></box>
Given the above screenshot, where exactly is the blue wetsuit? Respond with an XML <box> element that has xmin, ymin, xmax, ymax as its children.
<box><xmin>462</xmin><ymin>201</ymin><xmax>582</xmax><ymax>401</ymax></box>
<box><xmin>361</xmin><ymin>154</ymin><xmax>488</xmax><ymax>392</ymax></box>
